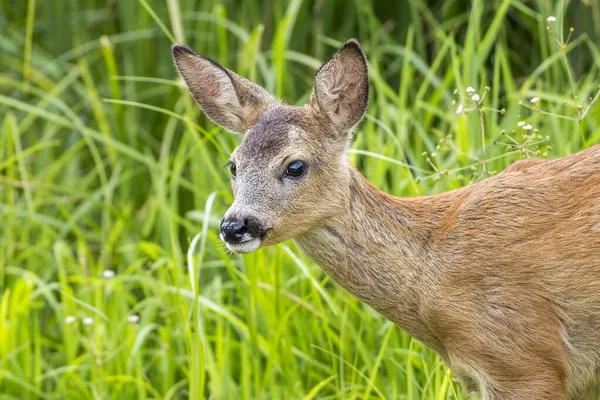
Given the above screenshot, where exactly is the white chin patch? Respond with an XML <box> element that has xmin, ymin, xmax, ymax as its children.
<box><xmin>225</xmin><ymin>237</ymin><xmax>261</xmax><ymax>254</ymax></box>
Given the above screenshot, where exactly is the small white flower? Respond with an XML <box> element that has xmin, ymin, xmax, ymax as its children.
<box><xmin>83</xmin><ymin>317</ymin><xmax>94</xmax><ymax>325</ymax></box>
<box><xmin>128</xmin><ymin>314</ymin><xmax>140</xmax><ymax>323</ymax></box>
<box><xmin>103</xmin><ymin>270</ymin><xmax>115</xmax><ymax>278</ymax></box>
<box><xmin>466</xmin><ymin>86</ymin><xmax>475</xmax><ymax>94</ymax></box>
<box><xmin>547</xmin><ymin>16</ymin><xmax>556</xmax><ymax>23</ymax></box>
<box><xmin>522</xmin><ymin>124</ymin><xmax>534</xmax><ymax>130</ymax></box>
<box><xmin>471</xmin><ymin>94</ymin><xmax>480</xmax><ymax>102</ymax></box>
<box><xmin>517</xmin><ymin>121</ymin><xmax>526</xmax><ymax>127</ymax></box>
<box><xmin>456</xmin><ymin>104</ymin><xmax>464</xmax><ymax>114</ymax></box>
<box><xmin>530</xmin><ymin>97</ymin><xmax>540</xmax><ymax>103</ymax></box>
<box><xmin>65</xmin><ymin>316</ymin><xmax>76</xmax><ymax>324</ymax></box>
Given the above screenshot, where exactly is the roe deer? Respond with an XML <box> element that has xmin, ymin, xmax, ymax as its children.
<box><xmin>172</xmin><ymin>39</ymin><xmax>600</xmax><ymax>400</ymax></box>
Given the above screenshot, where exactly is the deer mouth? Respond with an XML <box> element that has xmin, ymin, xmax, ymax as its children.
<box><xmin>220</xmin><ymin>223</ymin><xmax>272</xmax><ymax>254</ymax></box>
<box><xmin>224</xmin><ymin>236</ymin><xmax>261</xmax><ymax>253</ymax></box>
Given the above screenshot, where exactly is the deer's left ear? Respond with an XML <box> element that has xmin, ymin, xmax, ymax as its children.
<box><xmin>172</xmin><ymin>44</ymin><xmax>275</xmax><ymax>134</ymax></box>
<box><xmin>311</xmin><ymin>39</ymin><xmax>369</xmax><ymax>133</ymax></box>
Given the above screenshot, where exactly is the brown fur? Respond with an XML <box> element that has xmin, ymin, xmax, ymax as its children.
<box><xmin>173</xmin><ymin>39</ymin><xmax>600</xmax><ymax>399</ymax></box>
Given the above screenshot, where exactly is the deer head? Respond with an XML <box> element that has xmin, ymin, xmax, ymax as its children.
<box><xmin>172</xmin><ymin>40</ymin><xmax>369</xmax><ymax>253</ymax></box>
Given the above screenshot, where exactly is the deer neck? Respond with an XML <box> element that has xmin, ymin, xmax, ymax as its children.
<box><xmin>295</xmin><ymin>166</ymin><xmax>448</xmax><ymax>349</ymax></box>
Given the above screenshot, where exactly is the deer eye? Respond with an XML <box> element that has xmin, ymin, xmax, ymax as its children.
<box><xmin>286</xmin><ymin>160</ymin><xmax>307</xmax><ymax>178</ymax></box>
<box><xmin>227</xmin><ymin>161</ymin><xmax>237</xmax><ymax>177</ymax></box>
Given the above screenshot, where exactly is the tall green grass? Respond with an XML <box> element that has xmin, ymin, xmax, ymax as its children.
<box><xmin>1</xmin><ymin>0</ymin><xmax>599</xmax><ymax>398</ymax></box>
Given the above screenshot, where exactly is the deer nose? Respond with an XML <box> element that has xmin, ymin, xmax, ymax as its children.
<box><xmin>220</xmin><ymin>219</ymin><xmax>247</xmax><ymax>243</ymax></box>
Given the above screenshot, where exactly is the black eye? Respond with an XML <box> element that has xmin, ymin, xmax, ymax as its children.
<box><xmin>286</xmin><ymin>160</ymin><xmax>307</xmax><ymax>178</ymax></box>
<box><xmin>228</xmin><ymin>161</ymin><xmax>236</xmax><ymax>177</ymax></box>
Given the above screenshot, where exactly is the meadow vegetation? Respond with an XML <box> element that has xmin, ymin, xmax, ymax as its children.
<box><xmin>1</xmin><ymin>0</ymin><xmax>599</xmax><ymax>398</ymax></box>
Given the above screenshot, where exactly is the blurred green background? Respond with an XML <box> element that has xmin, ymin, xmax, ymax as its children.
<box><xmin>1</xmin><ymin>0</ymin><xmax>599</xmax><ymax>399</ymax></box>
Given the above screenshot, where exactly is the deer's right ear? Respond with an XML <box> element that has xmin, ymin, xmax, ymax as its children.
<box><xmin>311</xmin><ymin>39</ymin><xmax>369</xmax><ymax>134</ymax></box>
<box><xmin>172</xmin><ymin>44</ymin><xmax>274</xmax><ymax>133</ymax></box>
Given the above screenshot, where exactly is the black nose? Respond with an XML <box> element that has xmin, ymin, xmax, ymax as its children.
<box><xmin>220</xmin><ymin>219</ymin><xmax>247</xmax><ymax>242</ymax></box>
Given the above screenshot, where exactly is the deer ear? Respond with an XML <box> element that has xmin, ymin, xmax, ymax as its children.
<box><xmin>311</xmin><ymin>39</ymin><xmax>369</xmax><ymax>133</ymax></box>
<box><xmin>172</xmin><ymin>44</ymin><xmax>275</xmax><ymax>133</ymax></box>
